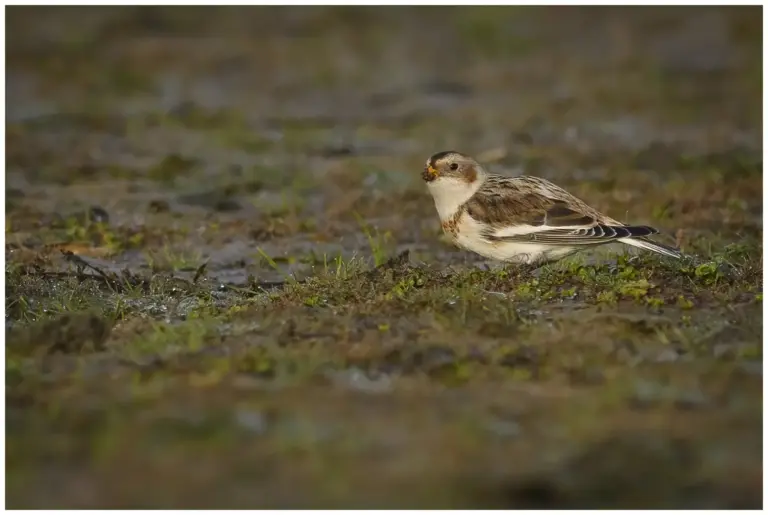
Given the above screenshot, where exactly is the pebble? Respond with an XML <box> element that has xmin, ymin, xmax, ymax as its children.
<box><xmin>631</xmin><ymin>380</ymin><xmax>709</xmax><ymax>410</ymax></box>
<box><xmin>485</xmin><ymin>418</ymin><xmax>522</xmax><ymax>438</ymax></box>
<box><xmin>88</xmin><ymin>206</ymin><xmax>110</xmax><ymax>224</ymax></box>
<box><xmin>330</xmin><ymin>367</ymin><xmax>393</xmax><ymax>394</ymax></box>
<box><xmin>739</xmin><ymin>362</ymin><xmax>762</xmax><ymax>376</ymax></box>
<box><xmin>654</xmin><ymin>348</ymin><xmax>680</xmax><ymax>363</ymax></box>
<box><xmin>234</xmin><ymin>410</ymin><xmax>268</xmax><ymax>435</ymax></box>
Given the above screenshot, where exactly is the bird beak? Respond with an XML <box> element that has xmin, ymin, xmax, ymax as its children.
<box><xmin>422</xmin><ymin>164</ymin><xmax>438</xmax><ymax>182</ymax></box>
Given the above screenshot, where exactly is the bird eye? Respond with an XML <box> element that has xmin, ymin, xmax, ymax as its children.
<box><xmin>449</xmin><ymin>163</ymin><xmax>458</xmax><ymax>171</ymax></box>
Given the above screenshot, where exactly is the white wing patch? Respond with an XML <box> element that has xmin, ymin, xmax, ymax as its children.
<box><xmin>491</xmin><ymin>221</ymin><xmax>595</xmax><ymax>239</ymax></box>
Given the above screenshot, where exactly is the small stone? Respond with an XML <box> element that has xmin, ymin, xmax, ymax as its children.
<box><xmin>234</xmin><ymin>410</ymin><xmax>268</xmax><ymax>434</ymax></box>
<box><xmin>486</xmin><ymin>418</ymin><xmax>522</xmax><ymax>438</ymax></box>
<box><xmin>712</xmin><ymin>343</ymin><xmax>735</xmax><ymax>359</ymax></box>
<box><xmin>6</xmin><ymin>188</ymin><xmax>25</xmax><ymax>199</ymax></box>
<box><xmin>739</xmin><ymin>362</ymin><xmax>762</xmax><ymax>376</ymax></box>
<box><xmin>674</xmin><ymin>389</ymin><xmax>709</xmax><ymax>410</ymax></box>
<box><xmin>175</xmin><ymin>297</ymin><xmax>200</xmax><ymax>318</ymax></box>
<box><xmin>655</xmin><ymin>348</ymin><xmax>680</xmax><ymax>362</ymax></box>
<box><xmin>630</xmin><ymin>380</ymin><xmax>709</xmax><ymax>410</ymax></box>
<box><xmin>148</xmin><ymin>199</ymin><xmax>171</xmax><ymax>213</ymax></box>
<box><xmin>330</xmin><ymin>367</ymin><xmax>392</xmax><ymax>394</ymax></box>
<box><xmin>416</xmin><ymin>345</ymin><xmax>457</xmax><ymax>370</ymax></box>
<box><xmin>630</xmin><ymin>380</ymin><xmax>666</xmax><ymax>408</ymax></box>
<box><xmin>88</xmin><ymin>206</ymin><xmax>110</xmax><ymax>224</ymax></box>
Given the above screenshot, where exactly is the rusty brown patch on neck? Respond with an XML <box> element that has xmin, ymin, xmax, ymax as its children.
<box><xmin>463</xmin><ymin>165</ymin><xmax>478</xmax><ymax>183</ymax></box>
<box><xmin>440</xmin><ymin>206</ymin><xmax>465</xmax><ymax>238</ymax></box>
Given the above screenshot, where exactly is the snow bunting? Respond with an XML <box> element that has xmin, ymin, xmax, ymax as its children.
<box><xmin>422</xmin><ymin>151</ymin><xmax>682</xmax><ymax>266</ymax></box>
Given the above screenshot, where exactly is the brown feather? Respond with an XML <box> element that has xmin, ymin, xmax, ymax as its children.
<box><xmin>465</xmin><ymin>175</ymin><xmax>614</xmax><ymax>229</ymax></box>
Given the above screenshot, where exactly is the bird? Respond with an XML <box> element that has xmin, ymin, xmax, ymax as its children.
<box><xmin>421</xmin><ymin>150</ymin><xmax>682</xmax><ymax>267</ymax></box>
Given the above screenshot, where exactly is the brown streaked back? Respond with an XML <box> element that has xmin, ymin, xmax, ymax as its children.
<box><xmin>464</xmin><ymin>175</ymin><xmax>620</xmax><ymax>229</ymax></box>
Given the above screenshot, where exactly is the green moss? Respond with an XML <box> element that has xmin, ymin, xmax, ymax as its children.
<box><xmin>645</xmin><ymin>297</ymin><xmax>665</xmax><ymax>308</ymax></box>
<box><xmin>694</xmin><ymin>262</ymin><xmax>722</xmax><ymax>285</ymax></box>
<box><xmin>118</xmin><ymin>319</ymin><xmax>224</xmax><ymax>364</ymax></box>
<box><xmin>617</xmin><ymin>279</ymin><xmax>651</xmax><ymax>300</ymax></box>
<box><xmin>596</xmin><ymin>290</ymin><xmax>617</xmax><ymax>304</ymax></box>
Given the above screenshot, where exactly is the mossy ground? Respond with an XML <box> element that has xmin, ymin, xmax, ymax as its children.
<box><xmin>5</xmin><ymin>6</ymin><xmax>763</xmax><ymax>509</ymax></box>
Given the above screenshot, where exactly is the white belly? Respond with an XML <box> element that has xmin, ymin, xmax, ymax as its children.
<box><xmin>448</xmin><ymin>213</ymin><xmax>575</xmax><ymax>265</ymax></box>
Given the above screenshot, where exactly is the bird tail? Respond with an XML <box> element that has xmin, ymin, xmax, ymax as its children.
<box><xmin>620</xmin><ymin>236</ymin><xmax>682</xmax><ymax>259</ymax></box>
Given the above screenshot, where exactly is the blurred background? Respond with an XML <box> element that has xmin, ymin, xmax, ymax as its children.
<box><xmin>7</xmin><ymin>6</ymin><xmax>762</xmax><ymax>281</ymax></box>
<box><xmin>6</xmin><ymin>7</ymin><xmax>761</xmax><ymax>279</ymax></box>
<box><xmin>5</xmin><ymin>6</ymin><xmax>762</xmax><ymax>509</ymax></box>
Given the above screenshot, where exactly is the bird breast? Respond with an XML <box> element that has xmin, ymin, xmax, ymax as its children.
<box><xmin>427</xmin><ymin>177</ymin><xmax>483</xmax><ymax>221</ymax></box>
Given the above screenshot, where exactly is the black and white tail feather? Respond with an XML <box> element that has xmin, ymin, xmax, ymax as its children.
<box><xmin>486</xmin><ymin>220</ymin><xmax>683</xmax><ymax>260</ymax></box>
<box><xmin>619</xmin><ymin>235</ymin><xmax>682</xmax><ymax>259</ymax></box>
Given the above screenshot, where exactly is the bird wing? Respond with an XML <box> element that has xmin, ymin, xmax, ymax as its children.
<box><xmin>494</xmin><ymin>223</ymin><xmax>659</xmax><ymax>246</ymax></box>
<box><xmin>465</xmin><ymin>175</ymin><xmax>658</xmax><ymax>246</ymax></box>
